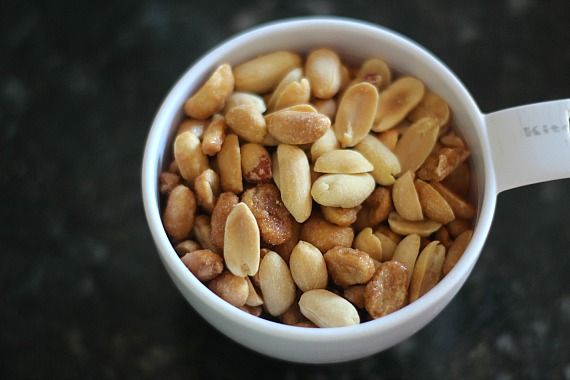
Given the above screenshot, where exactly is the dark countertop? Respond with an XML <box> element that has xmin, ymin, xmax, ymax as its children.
<box><xmin>1</xmin><ymin>0</ymin><xmax>569</xmax><ymax>379</ymax></box>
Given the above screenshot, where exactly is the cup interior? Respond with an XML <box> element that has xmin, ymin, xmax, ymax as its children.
<box><xmin>142</xmin><ymin>17</ymin><xmax>498</xmax><ymax>362</ymax></box>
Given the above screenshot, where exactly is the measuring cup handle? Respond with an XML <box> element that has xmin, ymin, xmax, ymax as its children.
<box><xmin>484</xmin><ymin>99</ymin><xmax>570</xmax><ymax>193</ymax></box>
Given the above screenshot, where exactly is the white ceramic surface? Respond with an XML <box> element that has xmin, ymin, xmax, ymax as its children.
<box><xmin>142</xmin><ymin>17</ymin><xmax>570</xmax><ymax>363</ymax></box>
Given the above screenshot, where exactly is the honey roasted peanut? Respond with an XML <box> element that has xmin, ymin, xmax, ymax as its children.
<box><xmin>364</xmin><ymin>261</ymin><xmax>408</xmax><ymax>318</ymax></box>
<box><xmin>181</xmin><ymin>249</ymin><xmax>224</xmax><ymax>282</ymax></box>
<box><xmin>163</xmin><ymin>185</ymin><xmax>197</xmax><ymax>241</ymax></box>
<box><xmin>300</xmin><ymin>214</ymin><xmax>354</xmax><ymax>253</ymax></box>
<box><xmin>324</xmin><ymin>247</ymin><xmax>376</xmax><ymax>287</ymax></box>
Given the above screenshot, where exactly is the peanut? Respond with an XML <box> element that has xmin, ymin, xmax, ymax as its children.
<box><xmin>305</xmin><ymin>48</ymin><xmax>342</xmax><ymax>99</ymax></box>
<box><xmin>377</xmin><ymin>129</ymin><xmax>399</xmax><ymax>151</ymax></box>
<box><xmin>312</xmin><ymin>98</ymin><xmax>337</xmax><ymax>121</ymax></box>
<box><xmin>364</xmin><ymin>261</ymin><xmax>408</xmax><ymax>318</ymax></box>
<box><xmin>353</xmin><ymin>227</ymin><xmax>383</xmax><ymax>261</ymax></box>
<box><xmin>245</xmin><ymin>277</ymin><xmax>264</xmax><ymax>307</ymax></box>
<box><xmin>408</xmin><ymin>90</ymin><xmax>450</xmax><ymax>127</ymax></box>
<box><xmin>373</xmin><ymin>76</ymin><xmax>425</xmax><ymax>132</ymax></box>
<box><xmin>441</xmin><ymin>162</ymin><xmax>471</xmax><ymax>198</ymax></box>
<box><xmin>324</xmin><ymin>246</ymin><xmax>376</xmax><ymax>287</ymax></box>
<box><xmin>259</xmin><ymin>251</ymin><xmax>296</xmax><ymax>316</ymax></box>
<box><xmin>201</xmin><ymin>115</ymin><xmax>226</xmax><ymax>156</ymax></box>
<box><xmin>217</xmin><ymin>134</ymin><xmax>243</xmax><ymax>193</ymax></box>
<box><xmin>364</xmin><ymin>187</ymin><xmax>392</xmax><ymax>226</ymax></box>
<box><xmin>446</xmin><ymin>218</ymin><xmax>471</xmax><ymax>238</ymax></box>
<box><xmin>313</xmin><ymin>149</ymin><xmax>373</xmax><ymax>174</ymax></box>
<box><xmin>392</xmin><ymin>233</ymin><xmax>421</xmax><ymax>286</ymax></box>
<box><xmin>277</xmin><ymin>144</ymin><xmax>312</xmax><ymax>223</ymax></box>
<box><xmin>417</xmin><ymin>146</ymin><xmax>470</xmax><ymax>182</ymax></box>
<box><xmin>392</xmin><ymin>171</ymin><xmax>424</xmax><ymax>222</ymax></box>
<box><xmin>321</xmin><ymin>205</ymin><xmax>361</xmax><ymax>227</ymax></box>
<box><xmin>387</xmin><ymin>212</ymin><xmax>442</xmax><ymax>237</ymax></box>
<box><xmin>355</xmin><ymin>135</ymin><xmax>401</xmax><ymax>185</ymax></box>
<box><xmin>334</xmin><ymin>82</ymin><xmax>379</xmax><ymax>147</ymax></box>
<box><xmin>233</xmin><ymin>51</ymin><xmax>301</xmax><ymax>93</ymax></box>
<box><xmin>208</xmin><ymin>271</ymin><xmax>248</xmax><ymax>307</ymax></box>
<box><xmin>210</xmin><ymin>192</ymin><xmax>239</xmax><ymax>250</ymax></box>
<box><xmin>443</xmin><ymin>229</ymin><xmax>473</xmax><ymax>275</ymax></box>
<box><xmin>174</xmin><ymin>240</ymin><xmax>201</xmax><ymax>257</ymax></box>
<box><xmin>300</xmin><ymin>214</ymin><xmax>354</xmax><ymax>253</ymax></box>
<box><xmin>409</xmin><ymin>241</ymin><xmax>445</xmax><ymax>302</ymax></box>
<box><xmin>176</xmin><ymin>118</ymin><xmax>207</xmax><ymax>139</ymax></box>
<box><xmin>374</xmin><ymin>231</ymin><xmax>398</xmax><ymax>261</ymax></box>
<box><xmin>267</xmin><ymin>106</ymin><xmax>330</xmax><ymax>144</ymax></box>
<box><xmin>343</xmin><ymin>285</ymin><xmax>366</xmax><ymax>309</ymax></box>
<box><xmin>415</xmin><ymin>179</ymin><xmax>455</xmax><ymax>224</ymax></box>
<box><xmin>225</xmin><ymin>104</ymin><xmax>267</xmax><ymax>143</ymax></box>
<box><xmin>224</xmin><ymin>91</ymin><xmax>266</xmax><ymax>114</ymax></box>
<box><xmin>311</xmin><ymin>173</ymin><xmax>375</xmax><ymax>208</ymax></box>
<box><xmin>299</xmin><ymin>289</ymin><xmax>360</xmax><ymax>327</ymax></box>
<box><xmin>310</xmin><ymin>126</ymin><xmax>340</xmax><ymax>162</ymax></box>
<box><xmin>240</xmin><ymin>143</ymin><xmax>273</xmax><ymax>183</ymax></box>
<box><xmin>431</xmin><ymin>182</ymin><xmax>476</xmax><ymax>220</ymax></box>
<box><xmin>163</xmin><ymin>185</ymin><xmax>196</xmax><ymax>241</ymax></box>
<box><xmin>193</xmin><ymin>215</ymin><xmax>219</xmax><ymax>253</ymax></box>
<box><xmin>394</xmin><ymin>117</ymin><xmax>440</xmax><ymax>173</ymax></box>
<box><xmin>267</xmin><ymin>68</ymin><xmax>303</xmax><ymax>110</ymax></box>
<box><xmin>223</xmin><ymin>203</ymin><xmax>260</xmax><ymax>277</ymax></box>
<box><xmin>353</xmin><ymin>58</ymin><xmax>392</xmax><ymax>90</ymax></box>
<box><xmin>159</xmin><ymin>172</ymin><xmax>180</xmax><ymax>195</ymax></box>
<box><xmin>289</xmin><ymin>241</ymin><xmax>328</xmax><ymax>292</ymax></box>
<box><xmin>194</xmin><ymin>169</ymin><xmax>220</xmax><ymax>213</ymax></box>
<box><xmin>181</xmin><ymin>249</ymin><xmax>224</xmax><ymax>282</ymax></box>
<box><xmin>184</xmin><ymin>63</ymin><xmax>234</xmax><ymax>119</ymax></box>
<box><xmin>174</xmin><ymin>131</ymin><xmax>209</xmax><ymax>183</ymax></box>
<box><xmin>273</xmin><ymin>78</ymin><xmax>311</xmax><ymax>110</ymax></box>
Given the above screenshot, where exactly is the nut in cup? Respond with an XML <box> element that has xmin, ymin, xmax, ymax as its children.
<box><xmin>142</xmin><ymin>18</ymin><xmax>570</xmax><ymax>363</ymax></box>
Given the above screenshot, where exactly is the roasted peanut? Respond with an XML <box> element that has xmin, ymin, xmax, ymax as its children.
<box><xmin>374</xmin><ymin>231</ymin><xmax>398</xmax><ymax>261</ymax></box>
<box><xmin>310</xmin><ymin>126</ymin><xmax>340</xmax><ymax>162</ymax></box>
<box><xmin>184</xmin><ymin>63</ymin><xmax>234</xmax><ymax>119</ymax></box>
<box><xmin>194</xmin><ymin>169</ymin><xmax>220</xmax><ymax>213</ymax></box>
<box><xmin>354</xmin><ymin>227</ymin><xmax>383</xmax><ymax>261</ymax></box>
<box><xmin>408</xmin><ymin>90</ymin><xmax>450</xmax><ymax>127</ymax></box>
<box><xmin>273</xmin><ymin>78</ymin><xmax>311</xmax><ymax>110</ymax></box>
<box><xmin>300</xmin><ymin>214</ymin><xmax>354</xmax><ymax>253</ymax></box>
<box><xmin>343</xmin><ymin>285</ymin><xmax>366</xmax><ymax>309</ymax></box>
<box><xmin>267</xmin><ymin>68</ymin><xmax>303</xmax><ymax>110</ymax></box>
<box><xmin>305</xmin><ymin>48</ymin><xmax>342</xmax><ymax>99</ymax></box>
<box><xmin>176</xmin><ymin>118</ymin><xmax>207</xmax><ymax>139</ymax></box>
<box><xmin>394</xmin><ymin>117</ymin><xmax>440</xmax><ymax>173</ymax></box>
<box><xmin>208</xmin><ymin>271</ymin><xmax>249</xmax><ymax>307</ymax></box>
<box><xmin>324</xmin><ymin>246</ymin><xmax>376</xmax><ymax>287</ymax></box>
<box><xmin>441</xmin><ymin>161</ymin><xmax>471</xmax><ymax>198</ymax></box>
<box><xmin>240</xmin><ymin>304</ymin><xmax>263</xmax><ymax>317</ymax></box>
<box><xmin>387</xmin><ymin>212</ymin><xmax>441</xmax><ymax>237</ymax></box>
<box><xmin>181</xmin><ymin>249</ymin><xmax>224</xmax><ymax>282</ymax></box>
<box><xmin>321</xmin><ymin>205</ymin><xmax>361</xmax><ymax>227</ymax></box>
<box><xmin>241</xmin><ymin>184</ymin><xmax>294</xmax><ymax>245</ymax></box>
<box><xmin>225</xmin><ymin>104</ymin><xmax>267</xmax><ymax>143</ymax></box>
<box><xmin>435</xmin><ymin>226</ymin><xmax>453</xmax><ymax>249</ymax></box>
<box><xmin>281</xmin><ymin>302</ymin><xmax>308</xmax><ymax>326</ymax></box>
<box><xmin>415</xmin><ymin>179</ymin><xmax>455</xmax><ymax>224</ymax></box>
<box><xmin>446</xmin><ymin>218</ymin><xmax>471</xmax><ymax>238</ymax></box>
<box><xmin>377</xmin><ymin>129</ymin><xmax>399</xmax><ymax>151</ymax></box>
<box><xmin>233</xmin><ymin>51</ymin><xmax>302</xmax><ymax>93</ymax></box>
<box><xmin>159</xmin><ymin>172</ymin><xmax>180</xmax><ymax>195</ymax></box>
<box><xmin>245</xmin><ymin>277</ymin><xmax>264</xmax><ymax>307</ymax></box>
<box><xmin>313</xmin><ymin>149</ymin><xmax>373</xmax><ymax>174</ymax></box>
<box><xmin>174</xmin><ymin>131</ymin><xmax>210</xmax><ymax>183</ymax></box>
<box><xmin>193</xmin><ymin>214</ymin><xmax>219</xmax><ymax>253</ymax></box>
<box><xmin>240</xmin><ymin>143</ymin><xmax>272</xmax><ymax>183</ymax></box>
<box><xmin>365</xmin><ymin>187</ymin><xmax>392</xmax><ymax>226</ymax></box>
<box><xmin>267</xmin><ymin>106</ymin><xmax>330</xmax><ymax>144</ymax></box>
<box><xmin>443</xmin><ymin>229</ymin><xmax>473</xmax><ymax>275</ymax></box>
<box><xmin>289</xmin><ymin>241</ymin><xmax>328</xmax><ymax>292</ymax></box>
<box><xmin>311</xmin><ymin>173</ymin><xmax>375</xmax><ymax>208</ymax></box>
<box><xmin>334</xmin><ymin>82</ymin><xmax>379</xmax><ymax>147</ymax></box>
<box><xmin>364</xmin><ymin>261</ymin><xmax>408</xmax><ymax>318</ymax></box>
<box><xmin>374</xmin><ymin>76</ymin><xmax>425</xmax><ymax>132</ymax></box>
<box><xmin>313</xmin><ymin>98</ymin><xmax>337</xmax><ymax>121</ymax></box>
<box><xmin>392</xmin><ymin>171</ymin><xmax>424</xmax><ymax>222</ymax></box>
<box><xmin>163</xmin><ymin>185</ymin><xmax>197</xmax><ymax>241</ymax></box>
<box><xmin>223</xmin><ymin>203</ymin><xmax>260</xmax><ymax>277</ymax></box>
<box><xmin>175</xmin><ymin>240</ymin><xmax>202</xmax><ymax>257</ymax></box>
<box><xmin>392</xmin><ymin>233</ymin><xmax>421</xmax><ymax>286</ymax></box>
<box><xmin>431</xmin><ymin>182</ymin><xmax>476</xmax><ymax>220</ymax></box>
<box><xmin>271</xmin><ymin>220</ymin><xmax>301</xmax><ymax>264</ymax></box>
<box><xmin>210</xmin><ymin>192</ymin><xmax>239</xmax><ymax>250</ymax></box>
<box><xmin>259</xmin><ymin>251</ymin><xmax>296</xmax><ymax>316</ymax></box>
<box><xmin>299</xmin><ymin>289</ymin><xmax>360</xmax><ymax>327</ymax></box>
<box><xmin>277</xmin><ymin>144</ymin><xmax>312</xmax><ymax>222</ymax></box>
<box><xmin>354</xmin><ymin>58</ymin><xmax>392</xmax><ymax>90</ymax></box>
<box><xmin>409</xmin><ymin>242</ymin><xmax>445</xmax><ymax>302</ymax></box>
<box><xmin>224</xmin><ymin>91</ymin><xmax>266</xmax><ymax>114</ymax></box>
<box><xmin>217</xmin><ymin>134</ymin><xmax>243</xmax><ymax>193</ymax></box>
<box><xmin>418</xmin><ymin>146</ymin><xmax>470</xmax><ymax>182</ymax></box>
<box><xmin>201</xmin><ymin>116</ymin><xmax>226</xmax><ymax>156</ymax></box>
<box><xmin>355</xmin><ymin>135</ymin><xmax>401</xmax><ymax>185</ymax></box>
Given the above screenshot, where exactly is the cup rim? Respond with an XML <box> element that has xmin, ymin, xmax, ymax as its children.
<box><xmin>142</xmin><ymin>16</ymin><xmax>497</xmax><ymax>343</ymax></box>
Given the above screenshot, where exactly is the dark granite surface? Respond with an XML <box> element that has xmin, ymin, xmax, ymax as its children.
<box><xmin>1</xmin><ymin>0</ymin><xmax>569</xmax><ymax>378</ymax></box>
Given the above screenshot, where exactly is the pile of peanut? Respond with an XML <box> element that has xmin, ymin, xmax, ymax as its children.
<box><xmin>160</xmin><ymin>49</ymin><xmax>475</xmax><ymax>327</ymax></box>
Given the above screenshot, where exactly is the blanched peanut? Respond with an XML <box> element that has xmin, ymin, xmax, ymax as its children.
<box><xmin>184</xmin><ymin>64</ymin><xmax>234</xmax><ymax>119</ymax></box>
<box><xmin>324</xmin><ymin>247</ymin><xmax>376</xmax><ymax>287</ymax></box>
<box><xmin>313</xmin><ymin>149</ymin><xmax>373</xmax><ymax>174</ymax></box>
<box><xmin>409</xmin><ymin>242</ymin><xmax>445</xmax><ymax>302</ymax></box>
<box><xmin>259</xmin><ymin>251</ymin><xmax>296</xmax><ymax>316</ymax></box>
<box><xmin>305</xmin><ymin>48</ymin><xmax>342</xmax><ymax>99</ymax></box>
<box><xmin>174</xmin><ymin>131</ymin><xmax>209</xmax><ymax>183</ymax></box>
<box><xmin>267</xmin><ymin>106</ymin><xmax>330</xmax><ymax>144</ymax></box>
<box><xmin>334</xmin><ymin>82</ymin><xmax>379</xmax><ymax>147</ymax></box>
<box><xmin>175</xmin><ymin>240</ymin><xmax>202</xmax><ymax>257</ymax></box>
<box><xmin>163</xmin><ymin>185</ymin><xmax>196</xmax><ymax>241</ymax></box>
<box><xmin>240</xmin><ymin>143</ymin><xmax>272</xmax><ymax>183</ymax></box>
<box><xmin>277</xmin><ymin>144</ymin><xmax>312</xmax><ymax>223</ymax></box>
<box><xmin>159</xmin><ymin>172</ymin><xmax>180</xmax><ymax>195</ymax></box>
<box><xmin>343</xmin><ymin>285</ymin><xmax>366</xmax><ymax>309</ymax></box>
<box><xmin>217</xmin><ymin>134</ymin><xmax>243</xmax><ymax>193</ymax></box>
<box><xmin>310</xmin><ymin>127</ymin><xmax>340</xmax><ymax>162</ymax></box>
<box><xmin>210</xmin><ymin>192</ymin><xmax>239</xmax><ymax>250</ymax></box>
<box><xmin>201</xmin><ymin>116</ymin><xmax>226</xmax><ymax>156</ymax></box>
<box><xmin>224</xmin><ymin>203</ymin><xmax>260</xmax><ymax>277</ymax></box>
<box><xmin>364</xmin><ymin>261</ymin><xmax>408</xmax><ymax>318</ymax></box>
<box><xmin>443</xmin><ymin>229</ymin><xmax>472</xmax><ymax>275</ymax></box>
<box><xmin>208</xmin><ymin>271</ymin><xmax>249</xmax><ymax>307</ymax></box>
<box><xmin>194</xmin><ymin>169</ymin><xmax>220</xmax><ymax>213</ymax></box>
<box><xmin>241</xmin><ymin>184</ymin><xmax>294</xmax><ymax>245</ymax></box>
<box><xmin>373</xmin><ymin>77</ymin><xmax>425</xmax><ymax>132</ymax></box>
<box><xmin>233</xmin><ymin>51</ymin><xmax>302</xmax><ymax>93</ymax></box>
<box><xmin>299</xmin><ymin>289</ymin><xmax>360</xmax><ymax>327</ymax></box>
<box><xmin>392</xmin><ymin>171</ymin><xmax>423</xmax><ymax>222</ymax></box>
<box><xmin>193</xmin><ymin>215</ymin><xmax>219</xmax><ymax>253</ymax></box>
<box><xmin>289</xmin><ymin>241</ymin><xmax>328</xmax><ymax>291</ymax></box>
<box><xmin>354</xmin><ymin>227</ymin><xmax>383</xmax><ymax>261</ymax></box>
<box><xmin>415</xmin><ymin>179</ymin><xmax>455</xmax><ymax>224</ymax></box>
<box><xmin>355</xmin><ymin>135</ymin><xmax>401</xmax><ymax>186</ymax></box>
<box><xmin>394</xmin><ymin>117</ymin><xmax>440</xmax><ymax>173</ymax></box>
<box><xmin>300</xmin><ymin>215</ymin><xmax>354</xmax><ymax>253</ymax></box>
<box><xmin>181</xmin><ymin>249</ymin><xmax>224</xmax><ymax>282</ymax></box>
<box><xmin>321</xmin><ymin>205</ymin><xmax>361</xmax><ymax>227</ymax></box>
<box><xmin>392</xmin><ymin>233</ymin><xmax>421</xmax><ymax>286</ymax></box>
<box><xmin>311</xmin><ymin>173</ymin><xmax>375</xmax><ymax>208</ymax></box>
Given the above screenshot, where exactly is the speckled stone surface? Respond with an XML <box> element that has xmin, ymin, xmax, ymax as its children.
<box><xmin>1</xmin><ymin>0</ymin><xmax>569</xmax><ymax>379</ymax></box>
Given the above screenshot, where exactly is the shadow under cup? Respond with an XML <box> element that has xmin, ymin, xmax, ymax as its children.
<box><xmin>143</xmin><ymin>18</ymin><xmax>495</xmax><ymax>363</ymax></box>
